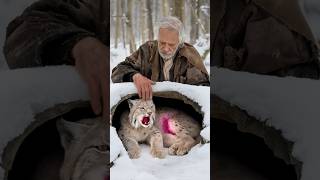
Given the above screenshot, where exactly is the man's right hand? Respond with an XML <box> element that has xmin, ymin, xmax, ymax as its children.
<box><xmin>132</xmin><ymin>73</ymin><xmax>154</xmax><ymax>100</ymax></box>
<box><xmin>72</xmin><ymin>37</ymin><xmax>108</xmax><ymax>120</ymax></box>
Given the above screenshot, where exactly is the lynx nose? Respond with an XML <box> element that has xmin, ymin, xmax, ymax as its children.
<box><xmin>147</xmin><ymin>111</ymin><xmax>152</xmax><ymax>115</ymax></box>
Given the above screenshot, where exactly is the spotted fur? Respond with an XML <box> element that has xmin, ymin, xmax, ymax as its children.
<box><xmin>118</xmin><ymin>99</ymin><xmax>202</xmax><ymax>159</ymax></box>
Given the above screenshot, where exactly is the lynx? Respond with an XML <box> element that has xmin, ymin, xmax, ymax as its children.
<box><xmin>118</xmin><ymin>99</ymin><xmax>201</xmax><ymax>159</ymax></box>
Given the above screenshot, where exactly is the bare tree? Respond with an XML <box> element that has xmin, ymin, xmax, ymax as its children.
<box><xmin>162</xmin><ymin>0</ymin><xmax>169</xmax><ymax>16</ymax></box>
<box><xmin>146</xmin><ymin>0</ymin><xmax>154</xmax><ymax>40</ymax></box>
<box><xmin>126</xmin><ymin>0</ymin><xmax>136</xmax><ymax>53</ymax></box>
<box><xmin>139</xmin><ymin>0</ymin><xmax>146</xmax><ymax>43</ymax></box>
<box><xmin>174</xmin><ymin>0</ymin><xmax>184</xmax><ymax>23</ymax></box>
<box><xmin>200</xmin><ymin>0</ymin><xmax>210</xmax><ymax>34</ymax></box>
<box><xmin>115</xmin><ymin>0</ymin><xmax>121</xmax><ymax>48</ymax></box>
<box><xmin>121</xmin><ymin>0</ymin><xmax>126</xmax><ymax>48</ymax></box>
<box><xmin>190</xmin><ymin>0</ymin><xmax>199</xmax><ymax>44</ymax></box>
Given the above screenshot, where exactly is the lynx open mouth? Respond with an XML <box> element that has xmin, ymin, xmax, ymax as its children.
<box><xmin>141</xmin><ymin>116</ymin><xmax>150</xmax><ymax>125</ymax></box>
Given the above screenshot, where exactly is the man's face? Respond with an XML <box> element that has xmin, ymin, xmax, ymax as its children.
<box><xmin>158</xmin><ymin>28</ymin><xmax>180</xmax><ymax>60</ymax></box>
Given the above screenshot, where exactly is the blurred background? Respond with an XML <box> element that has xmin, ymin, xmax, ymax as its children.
<box><xmin>0</xmin><ymin>0</ymin><xmax>320</xmax><ymax>71</ymax></box>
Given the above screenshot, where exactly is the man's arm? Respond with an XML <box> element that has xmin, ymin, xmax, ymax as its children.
<box><xmin>185</xmin><ymin>66</ymin><xmax>210</xmax><ymax>86</ymax></box>
<box><xmin>111</xmin><ymin>49</ymin><xmax>142</xmax><ymax>83</ymax></box>
<box><xmin>3</xmin><ymin>0</ymin><xmax>110</xmax><ymax>119</ymax></box>
<box><xmin>111</xmin><ymin>42</ymin><xmax>155</xmax><ymax>100</ymax></box>
<box><xmin>3</xmin><ymin>0</ymin><xmax>99</xmax><ymax>68</ymax></box>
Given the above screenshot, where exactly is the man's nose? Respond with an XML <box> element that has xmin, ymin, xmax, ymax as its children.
<box><xmin>163</xmin><ymin>45</ymin><xmax>170</xmax><ymax>52</ymax></box>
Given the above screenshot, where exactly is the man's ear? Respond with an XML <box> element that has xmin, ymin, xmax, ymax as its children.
<box><xmin>56</xmin><ymin>118</ymin><xmax>91</xmax><ymax>149</ymax></box>
<box><xmin>127</xmin><ymin>99</ymin><xmax>138</xmax><ymax>109</ymax></box>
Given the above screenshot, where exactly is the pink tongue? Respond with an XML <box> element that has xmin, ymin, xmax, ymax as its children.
<box><xmin>142</xmin><ymin>116</ymin><xmax>150</xmax><ymax>125</ymax></box>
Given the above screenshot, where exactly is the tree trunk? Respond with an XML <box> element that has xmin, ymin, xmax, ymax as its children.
<box><xmin>190</xmin><ymin>0</ymin><xmax>199</xmax><ymax>44</ymax></box>
<box><xmin>121</xmin><ymin>0</ymin><xmax>126</xmax><ymax>48</ymax></box>
<box><xmin>126</xmin><ymin>0</ymin><xmax>136</xmax><ymax>53</ymax></box>
<box><xmin>200</xmin><ymin>0</ymin><xmax>210</xmax><ymax>34</ymax></box>
<box><xmin>140</xmin><ymin>0</ymin><xmax>146</xmax><ymax>43</ymax></box>
<box><xmin>162</xmin><ymin>0</ymin><xmax>169</xmax><ymax>16</ymax></box>
<box><xmin>146</xmin><ymin>0</ymin><xmax>154</xmax><ymax>40</ymax></box>
<box><xmin>174</xmin><ymin>0</ymin><xmax>184</xmax><ymax>23</ymax></box>
<box><xmin>115</xmin><ymin>0</ymin><xmax>121</xmax><ymax>48</ymax></box>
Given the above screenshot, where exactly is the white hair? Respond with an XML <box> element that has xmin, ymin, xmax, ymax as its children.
<box><xmin>158</xmin><ymin>16</ymin><xmax>185</xmax><ymax>45</ymax></box>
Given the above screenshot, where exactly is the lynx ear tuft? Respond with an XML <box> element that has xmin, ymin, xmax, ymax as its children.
<box><xmin>128</xmin><ymin>99</ymin><xmax>138</xmax><ymax>108</ymax></box>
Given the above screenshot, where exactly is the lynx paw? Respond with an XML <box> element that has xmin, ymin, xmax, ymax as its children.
<box><xmin>128</xmin><ymin>147</ymin><xmax>141</xmax><ymax>159</ymax></box>
<box><xmin>150</xmin><ymin>147</ymin><xmax>166</xmax><ymax>159</ymax></box>
<box><xmin>169</xmin><ymin>143</ymin><xmax>190</xmax><ymax>156</ymax></box>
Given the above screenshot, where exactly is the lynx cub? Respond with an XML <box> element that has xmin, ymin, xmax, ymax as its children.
<box><xmin>118</xmin><ymin>99</ymin><xmax>201</xmax><ymax>159</ymax></box>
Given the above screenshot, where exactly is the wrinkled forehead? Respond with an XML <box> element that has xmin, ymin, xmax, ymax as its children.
<box><xmin>158</xmin><ymin>28</ymin><xmax>179</xmax><ymax>43</ymax></box>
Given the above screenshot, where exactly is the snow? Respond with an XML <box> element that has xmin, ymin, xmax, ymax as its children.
<box><xmin>111</xmin><ymin>143</ymin><xmax>210</xmax><ymax>180</ymax></box>
<box><xmin>193</xmin><ymin>35</ymin><xmax>210</xmax><ymax>74</ymax></box>
<box><xmin>0</xmin><ymin>66</ymin><xmax>89</xmax><ymax>176</ymax></box>
<box><xmin>213</xmin><ymin>67</ymin><xmax>320</xmax><ymax>180</ymax></box>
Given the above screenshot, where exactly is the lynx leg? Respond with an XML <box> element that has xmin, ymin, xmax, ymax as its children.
<box><xmin>118</xmin><ymin>133</ymin><xmax>141</xmax><ymax>159</ymax></box>
<box><xmin>169</xmin><ymin>134</ymin><xmax>199</xmax><ymax>156</ymax></box>
<box><xmin>147</xmin><ymin>130</ymin><xmax>166</xmax><ymax>159</ymax></box>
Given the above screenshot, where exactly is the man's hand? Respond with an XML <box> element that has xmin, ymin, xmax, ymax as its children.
<box><xmin>72</xmin><ymin>37</ymin><xmax>108</xmax><ymax>120</ymax></box>
<box><xmin>132</xmin><ymin>73</ymin><xmax>154</xmax><ymax>100</ymax></box>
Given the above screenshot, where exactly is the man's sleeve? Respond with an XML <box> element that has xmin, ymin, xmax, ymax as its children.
<box><xmin>185</xmin><ymin>66</ymin><xmax>210</xmax><ymax>86</ymax></box>
<box><xmin>111</xmin><ymin>43</ymin><xmax>151</xmax><ymax>83</ymax></box>
<box><xmin>3</xmin><ymin>0</ymin><xmax>100</xmax><ymax>69</ymax></box>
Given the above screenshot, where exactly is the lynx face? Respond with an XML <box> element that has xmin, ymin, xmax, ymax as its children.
<box><xmin>128</xmin><ymin>99</ymin><xmax>156</xmax><ymax>128</ymax></box>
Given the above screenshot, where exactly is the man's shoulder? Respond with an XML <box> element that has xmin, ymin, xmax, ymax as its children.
<box><xmin>179</xmin><ymin>42</ymin><xmax>201</xmax><ymax>61</ymax></box>
<box><xmin>138</xmin><ymin>40</ymin><xmax>158</xmax><ymax>55</ymax></box>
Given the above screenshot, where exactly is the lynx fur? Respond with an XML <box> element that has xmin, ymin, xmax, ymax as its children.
<box><xmin>57</xmin><ymin>117</ymin><xmax>108</xmax><ymax>180</ymax></box>
<box><xmin>118</xmin><ymin>99</ymin><xmax>201</xmax><ymax>159</ymax></box>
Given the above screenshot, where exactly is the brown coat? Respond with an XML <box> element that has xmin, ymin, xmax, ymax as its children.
<box><xmin>111</xmin><ymin>40</ymin><xmax>210</xmax><ymax>86</ymax></box>
<box><xmin>212</xmin><ymin>0</ymin><xmax>320</xmax><ymax>79</ymax></box>
<box><xmin>3</xmin><ymin>0</ymin><xmax>109</xmax><ymax>68</ymax></box>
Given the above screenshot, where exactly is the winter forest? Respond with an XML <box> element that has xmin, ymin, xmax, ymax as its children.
<box><xmin>110</xmin><ymin>0</ymin><xmax>210</xmax><ymax>49</ymax></box>
<box><xmin>109</xmin><ymin>0</ymin><xmax>211</xmax><ymax>74</ymax></box>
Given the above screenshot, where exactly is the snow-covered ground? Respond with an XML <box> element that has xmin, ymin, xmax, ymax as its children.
<box><xmin>213</xmin><ymin>67</ymin><xmax>320</xmax><ymax>180</ymax></box>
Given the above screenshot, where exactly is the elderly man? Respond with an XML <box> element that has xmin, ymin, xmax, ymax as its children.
<box><xmin>111</xmin><ymin>16</ymin><xmax>209</xmax><ymax>100</ymax></box>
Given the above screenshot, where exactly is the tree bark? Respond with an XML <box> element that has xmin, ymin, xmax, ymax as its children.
<box><xmin>146</xmin><ymin>0</ymin><xmax>154</xmax><ymax>40</ymax></box>
<box><xmin>121</xmin><ymin>0</ymin><xmax>126</xmax><ymax>48</ymax></box>
<box><xmin>190</xmin><ymin>0</ymin><xmax>199</xmax><ymax>44</ymax></box>
<box><xmin>126</xmin><ymin>0</ymin><xmax>136</xmax><ymax>53</ymax></box>
<box><xmin>174</xmin><ymin>0</ymin><xmax>184</xmax><ymax>23</ymax></box>
<box><xmin>115</xmin><ymin>0</ymin><xmax>121</xmax><ymax>48</ymax></box>
<box><xmin>162</xmin><ymin>0</ymin><xmax>169</xmax><ymax>16</ymax></box>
